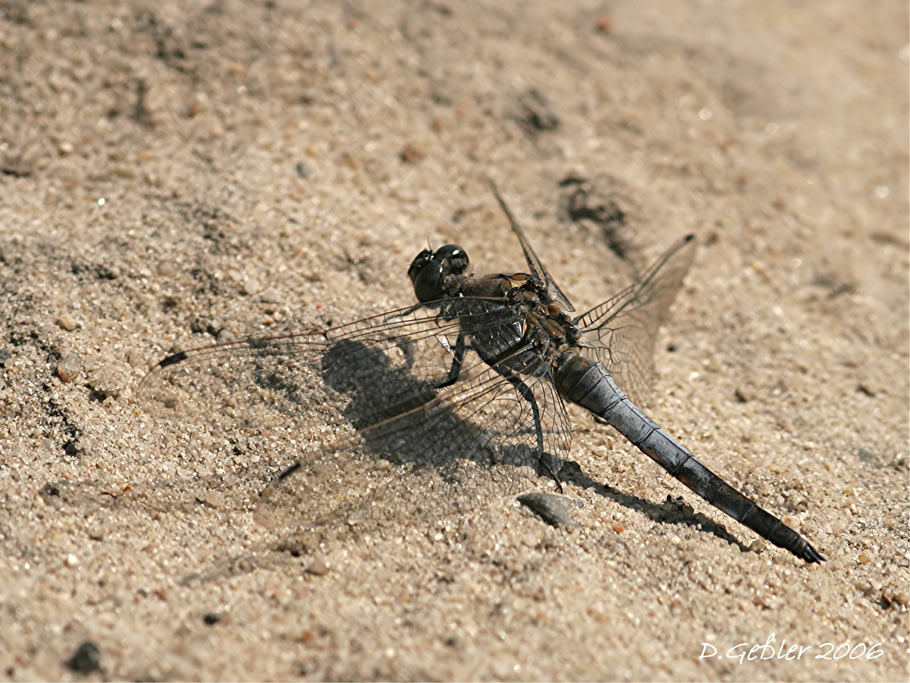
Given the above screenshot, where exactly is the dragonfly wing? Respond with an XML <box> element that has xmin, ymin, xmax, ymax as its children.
<box><xmin>489</xmin><ymin>181</ymin><xmax>576</xmax><ymax>312</ymax></box>
<box><xmin>137</xmin><ymin>300</ymin><xmax>495</xmax><ymax>429</ymax></box>
<box><xmin>136</xmin><ymin>298</ymin><xmax>572</xmax><ymax>552</ymax></box>
<box><xmin>256</xmin><ymin>354</ymin><xmax>573</xmax><ymax>552</ymax></box>
<box><xmin>574</xmin><ymin>234</ymin><xmax>696</xmax><ymax>404</ymax></box>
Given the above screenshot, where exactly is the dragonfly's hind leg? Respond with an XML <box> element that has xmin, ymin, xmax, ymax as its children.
<box><xmin>497</xmin><ymin>367</ymin><xmax>564</xmax><ymax>493</ymax></box>
<box><xmin>436</xmin><ymin>333</ymin><xmax>467</xmax><ymax>389</ymax></box>
<box><xmin>434</xmin><ymin>335</ymin><xmax>562</xmax><ymax>491</ymax></box>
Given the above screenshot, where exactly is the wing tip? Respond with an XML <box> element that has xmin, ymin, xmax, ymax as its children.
<box><xmin>157</xmin><ymin>350</ymin><xmax>188</xmax><ymax>369</ymax></box>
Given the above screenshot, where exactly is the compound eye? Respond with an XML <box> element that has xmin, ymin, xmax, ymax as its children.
<box><xmin>408</xmin><ymin>244</ymin><xmax>469</xmax><ymax>303</ymax></box>
<box><xmin>408</xmin><ymin>248</ymin><xmax>434</xmax><ymax>283</ymax></box>
<box><xmin>435</xmin><ymin>244</ymin><xmax>469</xmax><ymax>276</ymax></box>
<box><xmin>412</xmin><ymin>259</ymin><xmax>444</xmax><ymax>302</ymax></box>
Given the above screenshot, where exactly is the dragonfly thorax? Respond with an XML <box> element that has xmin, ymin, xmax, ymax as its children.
<box><xmin>456</xmin><ymin>272</ymin><xmax>582</xmax><ymax>377</ymax></box>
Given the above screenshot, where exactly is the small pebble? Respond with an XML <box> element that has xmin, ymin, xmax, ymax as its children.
<box><xmin>56</xmin><ymin>353</ymin><xmax>82</xmax><ymax>383</ymax></box>
<box><xmin>518</xmin><ymin>89</ymin><xmax>560</xmax><ymax>132</ymax></box>
<box><xmin>734</xmin><ymin>386</ymin><xmax>755</xmax><ymax>403</ymax></box>
<box><xmin>87</xmin><ymin>523</ymin><xmax>107</xmax><ymax>541</ymax></box>
<box><xmin>65</xmin><ymin>553</ymin><xmax>79</xmax><ymax>567</ymax></box>
<box><xmin>517</xmin><ymin>492</ymin><xmax>581</xmax><ymax>527</ymax></box>
<box><xmin>199</xmin><ymin>490</ymin><xmax>224</xmax><ymax>508</ymax></box>
<box><xmin>856</xmin><ymin>383</ymin><xmax>876</xmax><ymax>397</ymax></box>
<box><xmin>57</xmin><ymin>313</ymin><xmax>78</xmax><ymax>331</ymax></box>
<box><xmin>156</xmin><ymin>260</ymin><xmax>176</xmax><ymax>278</ymax></box>
<box><xmin>399</xmin><ymin>143</ymin><xmax>425</xmax><ymax>164</ymax></box>
<box><xmin>187</xmin><ymin>93</ymin><xmax>207</xmax><ymax>117</ymax></box>
<box><xmin>883</xmin><ymin>586</ymin><xmax>909</xmax><ymax>607</ymax></box>
<box><xmin>857</xmin><ymin>448</ymin><xmax>881</xmax><ymax>467</ymax></box>
<box><xmin>242</xmin><ymin>277</ymin><xmax>261</xmax><ymax>296</ymax></box>
<box><xmin>65</xmin><ymin>641</ymin><xmax>100</xmax><ymax>673</ymax></box>
<box><xmin>305</xmin><ymin>557</ymin><xmax>330</xmax><ymax>576</ymax></box>
<box><xmin>86</xmin><ymin>364</ymin><xmax>124</xmax><ymax>399</ymax></box>
<box><xmin>202</xmin><ymin>612</ymin><xmax>221</xmax><ymax>625</ymax></box>
<box><xmin>260</xmin><ymin>287</ymin><xmax>283</xmax><ymax>304</ymax></box>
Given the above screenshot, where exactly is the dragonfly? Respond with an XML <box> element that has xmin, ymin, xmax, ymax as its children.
<box><xmin>137</xmin><ymin>184</ymin><xmax>824</xmax><ymax>563</ymax></box>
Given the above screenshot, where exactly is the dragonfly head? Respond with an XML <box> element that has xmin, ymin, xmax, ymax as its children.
<box><xmin>408</xmin><ymin>244</ymin><xmax>469</xmax><ymax>302</ymax></box>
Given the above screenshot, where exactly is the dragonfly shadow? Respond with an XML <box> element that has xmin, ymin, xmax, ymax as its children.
<box><xmin>252</xmin><ymin>338</ymin><xmax>553</xmax><ymax>554</ymax></box>
<box><xmin>319</xmin><ymin>339</ymin><xmax>548</xmax><ymax>481</ymax></box>
<box><xmin>318</xmin><ymin>339</ymin><xmax>748</xmax><ymax>552</ymax></box>
<box><xmin>558</xmin><ymin>461</ymin><xmax>750</xmax><ymax>552</ymax></box>
<box><xmin>234</xmin><ymin>337</ymin><xmax>749</xmax><ymax>552</ymax></box>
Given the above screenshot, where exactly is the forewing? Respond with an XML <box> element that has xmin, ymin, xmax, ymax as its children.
<box><xmin>136</xmin><ymin>298</ymin><xmax>569</xmax><ymax>551</ymax></box>
<box><xmin>490</xmin><ymin>181</ymin><xmax>575</xmax><ymax>312</ymax></box>
<box><xmin>574</xmin><ymin>234</ymin><xmax>696</xmax><ymax>404</ymax></box>
<box><xmin>137</xmin><ymin>302</ymin><xmax>479</xmax><ymax>430</ymax></box>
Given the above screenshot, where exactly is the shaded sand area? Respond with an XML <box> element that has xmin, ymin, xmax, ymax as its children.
<box><xmin>1</xmin><ymin>1</ymin><xmax>907</xmax><ymax>680</ymax></box>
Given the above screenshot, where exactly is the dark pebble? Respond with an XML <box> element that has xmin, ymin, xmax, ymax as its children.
<box><xmin>65</xmin><ymin>641</ymin><xmax>100</xmax><ymax>673</ymax></box>
<box><xmin>517</xmin><ymin>492</ymin><xmax>581</xmax><ymax>527</ymax></box>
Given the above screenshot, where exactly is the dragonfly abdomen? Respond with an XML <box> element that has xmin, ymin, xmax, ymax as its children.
<box><xmin>553</xmin><ymin>355</ymin><xmax>824</xmax><ymax>563</ymax></box>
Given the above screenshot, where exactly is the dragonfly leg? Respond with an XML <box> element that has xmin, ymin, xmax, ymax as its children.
<box><xmin>496</xmin><ymin>367</ymin><xmax>564</xmax><ymax>493</ymax></box>
<box><xmin>436</xmin><ymin>333</ymin><xmax>467</xmax><ymax>389</ymax></box>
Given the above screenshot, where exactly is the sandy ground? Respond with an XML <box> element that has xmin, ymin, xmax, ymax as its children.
<box><xmin>1</xmin><ymin>1</ymin><xmax>908</xmax><ymax>680</ymax></box>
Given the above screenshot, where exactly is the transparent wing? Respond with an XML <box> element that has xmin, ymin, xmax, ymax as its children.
<box><xmin>490</xmin><ymin>181</ymin><xmax>576</xmax><ymax>312</ymax></box>
<box><xmin>255</xmin><ymin>350</ymin><xmax>572</xmax><ymax>553</ymax></box>
<box><xmin>573</xmin><ymin>234</ymin><xmax>696</xmax><ymax>404</ymax></box>
<box><xmin>136</xmin><ymin>298</ymin><xmax>572</xmax><ymax>552</ymax></box>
